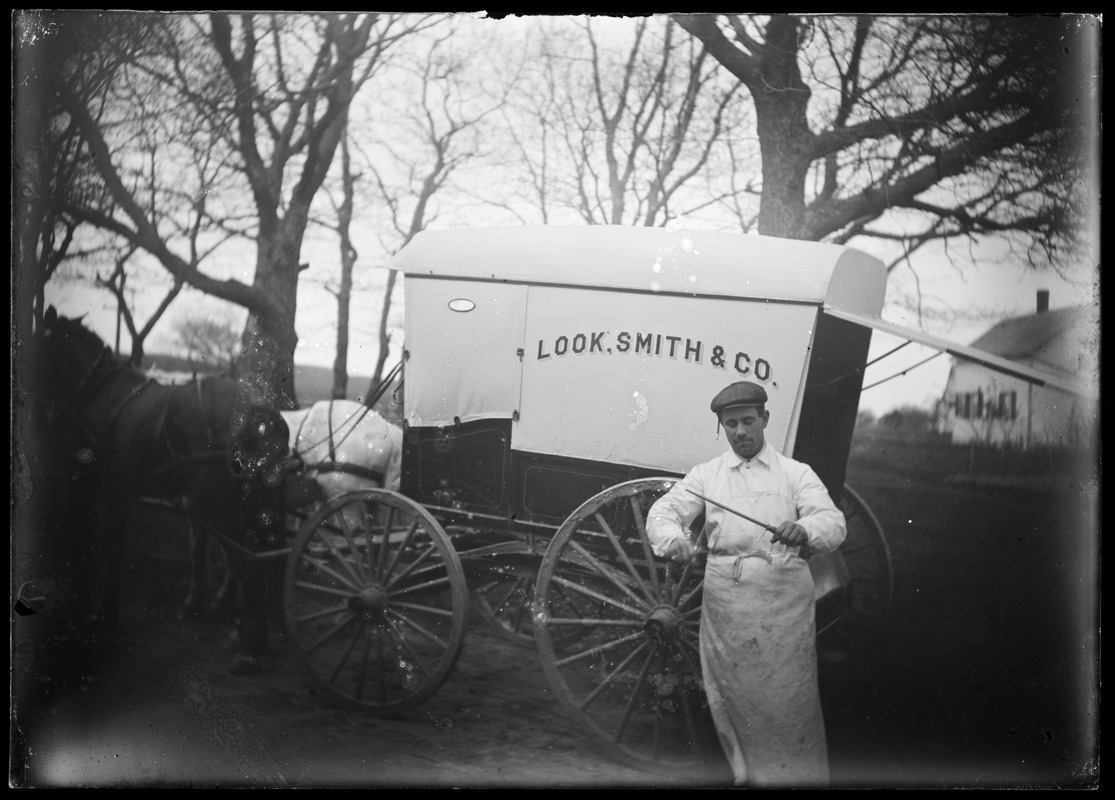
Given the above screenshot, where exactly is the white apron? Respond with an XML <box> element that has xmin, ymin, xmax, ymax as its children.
<box><xmin>700</xmin><ymin>478</ymin><xmax>829</xmax><ymax>787</ymax></box>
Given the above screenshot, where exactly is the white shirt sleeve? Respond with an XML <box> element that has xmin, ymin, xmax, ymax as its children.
<box><xmin>788</xmin><ymin>461</ymin><xmax>847</xmax><ymax>554</ymax></box>
<box><xmin>646</xmin><ymin>471</ymin><xmax>707</xmax><ymax>557</ymax></box>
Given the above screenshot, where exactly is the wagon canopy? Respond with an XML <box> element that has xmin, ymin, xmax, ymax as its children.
<box><xmin>385</xmin><ymin>225</ymin><xmax>884</xmax><ymax>313</ymax></box>
<box><xmin>382</xmin><ymin>225</ymin><xmax>886</xmax><ymax>475</ymax></box>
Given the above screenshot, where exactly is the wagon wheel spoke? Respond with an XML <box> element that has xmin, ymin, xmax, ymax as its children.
<box><xmin>565</xmin><ymin>538</ymin><xmax>654</xmax><ymax>613</ymax></box>
<box><xmin>550</xmin><ymin>572</ymin><xmax>647</xmax><ymax>619</ymax></box>
<box><xmin>308</xmin><ymin>524</ymin><xmax>366</xmax><ymax>589</ymax></box>
<box><xmin>370</xmin><ymin>504</ymin><xmax>398</xmax><ymax>577</ymax></box>
<box><xmin>381</xmin><ymin>519</ymin><xmax>420</xmax><ymax>580</ymax></box>
<box><xmin>472</xmin><ymin>549</ymin><xmax>603</xmax><ymax>650</ymax></box>
<box><xmin>332</xmin><ymin>504</ymin><xmax>370</xmax><ymax>583</ymax></box>
<box><xmin>291</xmin><ymin>579</ymin><xmax>360</xmax><ymax>602</ymax></box>
<box><xmin>535</xmin><ymin>478</ymin><xmax>712</xmax><ymax>777</ymax></box>
<box><xmin>385</xmin><ymin>542</ymin><xmax>439</xmax><ymax>591</ymax></box>
<box><xmin>292</xmin><ymin>601</ymin><xmax>351</xmax><ymax>625</ymax></box>
<box><xmin>554</xmin><ymin>629</ymin><xmax>648</xmax><ymax>669</ymax></box>
<box><xmin>391</xmin><ymin>620</ymin><xmax>437</xmax><ymax>683</ymax></box>
<box><xmin>595</xmin><ymin>509</ymin><xmax>658</xmax><ymax>605</ymax></box>
<box><xmin>503</xmin><ymin>593</ymin><xmax>530</xmax><ymax>638</ymax></box>
<box><xmin>354</xmin><ymin>633</ymin><xmax>374</xmax><ymax>703</ymax></box>
<box><xmin>571</xmin><ymin>637</ymin><xmax>651</xmax><ymax>704</ymax></box>
<box><xmin>305</xmin><ymin>610</ymin><xmax>358</xmax><ymax>654</ymax></box>
<box><xmin>389</xmin><ymin>600</ymin><xmax>456</xmax><ymax>619</ymax></box>
<box><xmin>327</xmin><ymin>623</ymin><xmax>364</xmax><ymax>685</ymax></box>
<box><xmin>388</xmin><ymin>608</ymin><xmax>452</xmax><ymax>652</ymax></box>
<box><xmin>297</xmin><ymin>552</ymin><xmax>363</xmax><ymax>594</ymax></box>
<box><xmin>626</xmin><ymin>497</ymin><xmax>663</xmax><ymax>601</ymax></box>
<box><xmin>286</xmin><ymin>489</ymin><xmax>468</xmax><ymax>715</ymax></box>
<box><xmin>471</xmin><ymin>569</ymin><xmax>537</xmax><ymax>648</ymax></box>
<box><xmin>484</xmin><ymin>574</ymin><xmax>530</xmax><ymax>616</ymax></box>
<box><xmin>611</xmin><ymin>646</ymin><xmax>657</xmax><ymax>742</ymax></box>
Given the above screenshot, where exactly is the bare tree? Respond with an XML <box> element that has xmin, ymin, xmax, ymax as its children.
<box><xmin>364</xmin><ymin>32</ymin><xmax>506</xmax><ymax>385</ymax></box>
<box><xmin>94</xmin><ymin>244</ymin><xmax>186</xmax><ymax>365</ymax></box>
<box><xmin>497</xmin><ymin>17</ymin><xmax>746</xmax><ymax>227</ymax></box>
<box><xmin>328</xmin><ymin>130</ymin><xmax>359</xmax><ymax>400</ymax></box>
<box><xmin>51</xmin><ymin>12</ymin><xmax>437</xmax><ymax>409</ymax></box>
<box><xmin>169</xmin><ymin>308</ymin><xmax>244</xmax><ymax>375</ymax></box>
<box><xmin>12</xmin><ymin>12</ymin><xmax>164</xmax><ymax>338</ymax></box>
<box><xmin>672</xmin><ymin>14</ymin><xmax>1096</xmax><ymax>272</ymax></box>
<box><xmin>306</xmin><ymin>26</ymin><xmax>504</xmax><ymax>402</ymax></box>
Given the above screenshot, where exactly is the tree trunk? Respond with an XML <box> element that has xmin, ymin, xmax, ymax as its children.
<box><xmin>752</xmin><ymin>17</ymin><xmax>814</xmax><ymax>239</ymax></box>
<box><xmin>332</xmin><ymin>133</ymin><xmax>356</xmax><ymax>401</ymax></box>
<box><xmin>366</xmin><ymin>267</ymin><xmax>399</xmax><ymax>410</ymax></box>
<box><xmin>239</xmin><ymin>233</ymin><xmax>303</xmax><ymax>410</ymax></box>
<box><xmin>331</xmin><ymin>255</ymin><xmax>354</xmax><ymax>401</ymax></box>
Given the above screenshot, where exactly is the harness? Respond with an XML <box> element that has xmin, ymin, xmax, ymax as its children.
<box><xmin>292</xmin><ymin>399</ymin><xmax>387</xmax><ymax>485</ymax></box>
<box><xmin>49</xmin><ymin>347</ymin><xmax>155</xmax><ymax>471</ymax></box>
<box><xmin>153</xmin><ymin>378</ymin><xmax>235</xmax><ymax>477</ymax></box>
<box><xmin>288</xmin><ymin>359</ymin><xmax>402</xmax><ymax>486</ymax></box>
<box><xmin>52</xmin><ymin>344</ymin><xmax>230</xmax><ymax>492</ymax></box>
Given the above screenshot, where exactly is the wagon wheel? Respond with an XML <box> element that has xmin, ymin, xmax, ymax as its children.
<box><xmin>814</xmin><ymin>484</ymin><xmax>894</xmax><ymax>666</ymax></box>
<box><xmin>471</xmin><ymin>554</ymin><xmax>543</xmax><ymax>648</ymax></box>
<box><xmin>284</xmin><ymin>489</ymin><xmax>469</xmax><ymax>715</ymax></box>
<box><xmin>533</xmin><ymin>478</ymin><xmax>715</xmax><ymax>775</ymax></box>
<box><xmin>471</xmin><ymin>552</ymin><xmax>596</xmax><ymax>651</ymax></box>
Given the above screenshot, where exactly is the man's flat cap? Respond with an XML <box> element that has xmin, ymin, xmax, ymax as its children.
<box><xmin>710</xmin><ymin>381</ymin><xmax>768</xmax><ymax>414</ymax></box>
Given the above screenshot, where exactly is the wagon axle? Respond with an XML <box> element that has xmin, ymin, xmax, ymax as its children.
<box><xmin>348</xmin><ymin>584</ymin><xmax>388</xmax><ymax>621</ymax></box>
<box><xmin>643</xmin><ymin>605</ymin><xmax>683</xmax><ymax>643</ymax></box>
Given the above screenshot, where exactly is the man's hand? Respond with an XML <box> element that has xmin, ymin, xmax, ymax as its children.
<box><xmin>661</xmin><ymin>535</ymin><xmax>697</xmax><ymax>563</ymax></box>
<box><xmin>771</xmin><ymin>521</ymin><xmax>809</xmax><ymax>548</ymax></box>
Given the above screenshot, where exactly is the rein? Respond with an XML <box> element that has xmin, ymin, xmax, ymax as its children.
<box><xmin>289</xmin><ymin>399</ymin><xmax>389</xmax><ymax>485</ymax></box>
<box><xmin>289</xmin><ymin>360</ymin><xmax>402</xmax><ymax>464</ymax></box>
<box><xmin>65</xmin><ymin>346</ymin><xmax>116</xmax><ymax>413</ymax></box>
<box><xmin>291</xmin><ymin>399</ymin><xmax>371</xmax><ymax>460</ymax></box>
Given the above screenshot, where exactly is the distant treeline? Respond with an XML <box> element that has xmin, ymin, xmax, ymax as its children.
<box><xmin>141</xmin><ymin>353</ymin><xmax>373</xmax><ymax>406</ymax></box>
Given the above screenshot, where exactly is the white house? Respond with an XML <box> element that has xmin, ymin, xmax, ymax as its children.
<box><xmin>937</xmin><ymin>291</ymin><xmax>1099</xmax><ymax>449</ymax></box>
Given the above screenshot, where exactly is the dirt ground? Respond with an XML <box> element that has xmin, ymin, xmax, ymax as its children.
<box><xmin>11</xmin><ymin>435</ymin><xmax>1100</xmax><ymax>789</ymax></box>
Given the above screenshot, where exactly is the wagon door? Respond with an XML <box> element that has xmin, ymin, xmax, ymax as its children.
<box><xmin>401</xmin><ymin>278</ymin><xmax>528</xmax><ymax>513</ymax></box>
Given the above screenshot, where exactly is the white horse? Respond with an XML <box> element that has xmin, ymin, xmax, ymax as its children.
<box><xmin>282</xmin><ymin>399</ymin><xmax>403</xmax><ymax>500</ymax></box>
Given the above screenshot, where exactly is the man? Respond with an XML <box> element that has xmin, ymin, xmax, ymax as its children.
<box><xmin>647</xmin><ymin>380</ymin><xmax>846</xmax><ymax>787</ymax></box>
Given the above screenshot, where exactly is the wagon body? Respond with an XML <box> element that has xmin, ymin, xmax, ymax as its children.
<box><xmin>391</xmin><ymin>225</ymin><xmax>885</xmax><ymax>527</ymax></box>
<box><xmin>280</xmin><ymin>226</ymin><xmax>895</xmax><ymax>774</ymax></box>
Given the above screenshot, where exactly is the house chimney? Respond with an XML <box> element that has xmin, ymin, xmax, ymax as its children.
<box><xmin>1036</xmin><ymin>289</ymin><xmax>1050</xmax><ymax>314</ymax></box>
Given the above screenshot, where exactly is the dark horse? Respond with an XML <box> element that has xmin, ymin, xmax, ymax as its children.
<box><xmin>30</xmin><ymin>307</ymin><xmax>314</xmax><ymax>673</ymax></box>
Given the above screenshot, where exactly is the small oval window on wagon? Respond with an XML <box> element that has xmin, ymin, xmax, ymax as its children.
<box><xmin>447</xmin><ymin>298</ymin><xmax>476</xmax><ymax>313</ymax></box>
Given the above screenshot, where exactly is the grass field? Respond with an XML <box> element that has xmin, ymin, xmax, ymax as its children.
<box><xmin>822</xmin><ymin>426</ymin><xmax>1099</xmax><ymax>788</ymax></box>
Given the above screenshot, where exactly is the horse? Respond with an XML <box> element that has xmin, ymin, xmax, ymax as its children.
<box><xmin>283</xmin><ymin>398</ymin><xmax>403</xmax><ymax>500</ymax></box>
<box><xmin>29</xmin><ymin>307</ymin><xmax>316</xmax><ymax>673</ymax></box>
<box><xmin>186</xmin><ymin>399</ymin><xmax>403</xmax><ymax>617</ymax></box>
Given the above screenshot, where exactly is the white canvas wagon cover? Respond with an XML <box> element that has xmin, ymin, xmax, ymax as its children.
<box><xmin>386</xmin><ymin>225</ymin><xmax>884</xmax><ymax>312</ymax></box>
<box><xmin>383</xmin><ymin>225</ymin><xmax>887</xmax><ymax>472</ymax></box>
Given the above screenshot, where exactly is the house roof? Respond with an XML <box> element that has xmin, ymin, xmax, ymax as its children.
<box><xmin>969</xmin><ymin>306</ymin><xmax>1089</xmax><ymax>360</ymax></box>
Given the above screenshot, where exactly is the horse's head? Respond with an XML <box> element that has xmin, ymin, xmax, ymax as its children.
<box><xmin>230</xmin><ymin>404</ymin><xmax>292</xmax><ymax>486</ymax></box>
<box><xmin>32</xmin><ymin>306</ymin><xmax>117</xmax><ymax>401</ymax></box>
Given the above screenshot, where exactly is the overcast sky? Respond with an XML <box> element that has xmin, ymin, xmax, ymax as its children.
<box><xmin>37</xmin><ymin>13</ymin><xmax>1100</xmax><ymax>417</ymax></box>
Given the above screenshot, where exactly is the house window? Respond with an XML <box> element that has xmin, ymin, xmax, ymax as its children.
<box><xmin>992</xmin><ymin>391</ymin><xmax>1018</xmax><ymax>421</ymax></box>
